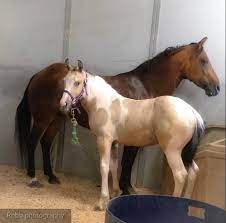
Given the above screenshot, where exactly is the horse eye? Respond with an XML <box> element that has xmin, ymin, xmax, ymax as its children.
<box><xmin>200</xmin><ymin>59</ymin><xmax>208</xmax><ymax>66</ymax></box>
<box><xmin>74</xmin><ymin>81</ymin><xmax>80</xmax><ymax>86</ymax></box>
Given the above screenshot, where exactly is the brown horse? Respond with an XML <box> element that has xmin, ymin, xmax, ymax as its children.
<box><xmin>15</xmin><ymin>37</ymin><xmax>220</xmax><ymax>189</ymax></box>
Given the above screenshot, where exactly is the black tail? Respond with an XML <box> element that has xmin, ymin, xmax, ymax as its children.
<box><xmin>182</xmin><ymin>113</ymin><xmax>205</xmax><ymax>166</ymax></box>
<box><xmin>15</xmin><ymin>77</ymin><xmax>34</xmax><ymax>166</ymax></box>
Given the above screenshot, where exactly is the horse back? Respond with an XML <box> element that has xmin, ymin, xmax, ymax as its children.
<box><xmin>103</xmin><ymin>72</ymin><xmax>149</xmax><ymax>100</ymax></box>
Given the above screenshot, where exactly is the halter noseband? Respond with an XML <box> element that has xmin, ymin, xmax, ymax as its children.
<box><xmin>63</xmin><ymin>73</ymin><xmax>88</xmax><ymax>108</ymax></box>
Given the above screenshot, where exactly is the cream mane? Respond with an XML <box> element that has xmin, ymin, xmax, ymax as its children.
<box><xmin>85</xmin><ymin>72</ymin><xmax>123</xmax><ymax>102</ymax></box>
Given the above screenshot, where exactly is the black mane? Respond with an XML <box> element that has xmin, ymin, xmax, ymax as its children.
<box><xmin>133</xmin><ymin>43</ymin><xmax>196</xmax><ymax>73</ymax></box>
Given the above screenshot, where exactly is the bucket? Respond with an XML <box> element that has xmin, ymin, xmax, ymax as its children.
<box><xmin>105</xmin><ymin>195</ymin><xmax>226</xmax><ymax>223</ymax></box>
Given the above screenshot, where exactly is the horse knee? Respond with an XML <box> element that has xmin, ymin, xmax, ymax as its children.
<box><xmin>100</xmin><ymin>161</ymin><xmax>109</xmax><ymax>175</ymax></box>
<box><xmin>174</xmin><ymin>170</ymin><xmax>188</xmax><ymax>185</ymax></box>
<box><xmin>111</xmin><ymin>143</ymin><xmax>119</xmax><ymax>160</ymax></box>
<box><xmin>112</xmin><ymin>141</ymin><xmax>119</xmax><ymax>150</ymax></box>
<box><xmin>40</xmin><ymin>137</ymin><xmax>48</xmax><ymax>146</ymax></box>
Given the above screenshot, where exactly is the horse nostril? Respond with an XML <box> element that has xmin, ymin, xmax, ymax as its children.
<box><xmin>217</xmin><ymin>85</ymin><xmax>220</xmax><ymax>91</ymax></box>
<box><xmin>60</xmin><ymin>100</ymin><xmax>66</xmax><ymax>107</ymax></box>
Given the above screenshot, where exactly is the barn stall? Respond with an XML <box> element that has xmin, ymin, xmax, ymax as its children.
<box><xmin>0</xmin><ymin>0</ymin><xmax>225</xmax><ymax>223</ymax></box>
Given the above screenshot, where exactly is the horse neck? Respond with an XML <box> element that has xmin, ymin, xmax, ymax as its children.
<box><xmin>139</xmin><ymin>58</ymin><xmax>184</xmax><ymax>97</ymax></box>
<box><xmin>81</xmin><ymin>73</ymin><xmax>122</xmax><ymax>113</ymax></box>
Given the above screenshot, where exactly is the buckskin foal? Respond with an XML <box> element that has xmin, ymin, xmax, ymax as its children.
<box><xmin>59</xmin><ymin>61</ymin><xmax>205</xmax><ymax>210</ymax></box>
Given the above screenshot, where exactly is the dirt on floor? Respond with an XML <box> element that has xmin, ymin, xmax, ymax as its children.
<box><xmin>0</xmin><ymin>165</ymin><xmax>105</xmax><ymax>223</ymax></box>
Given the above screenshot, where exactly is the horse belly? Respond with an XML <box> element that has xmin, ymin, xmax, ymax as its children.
<box><xmin>117</xmin><ymin>126</ymin><xmax>157</xmax><ymax>147</ymax></box>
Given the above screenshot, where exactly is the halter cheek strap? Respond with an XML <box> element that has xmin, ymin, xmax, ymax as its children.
<box><xmin>63</xmin><ymin>90</ymin><xmax>74</xmax><ymax>102</ymax></box>
<box><xmin>63</xmin><ymin>73</ymin><xmax>88</xmax><ymax>108</ymax></box>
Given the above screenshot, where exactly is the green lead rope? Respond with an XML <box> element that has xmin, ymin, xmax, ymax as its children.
<box><xmin>71</xmin><ymin>108</ymin><xmax>80</xmax><ymax>145</ymax></box>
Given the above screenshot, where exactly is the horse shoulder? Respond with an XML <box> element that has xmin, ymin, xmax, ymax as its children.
<box><xmin>87</xmin><ymin>98</ymin><xmax>114</xmax><ymax>137</ymax></box>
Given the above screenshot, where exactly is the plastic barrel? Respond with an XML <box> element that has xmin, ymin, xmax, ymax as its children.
<box><xmin>105</xmin><ymin>195</ymin><xmax>226</xmax><ymax>223</ymax></box>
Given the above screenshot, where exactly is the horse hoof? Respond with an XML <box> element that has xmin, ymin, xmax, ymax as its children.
<box><xmin>94</xmin><ymin>196</ymin><xmax>109</xmax><ymax>211</ymax></box>
<box><xmin>94</xmin><ymin>203</ymin><xmax>106</xmax><ymax>211</ymax></box>
<box><xmin>128</xmin><ymin>186</ymin><xmax>136</xmax><ymax>194</ymax></box>
<box><xmin>48</xmin><ymin>176</ymin><xmax>61</xmax><ymax>184</ymax></box>
<box><xmin>111</xmin><ymin>189</ymin><xmax>122</xmax><ymax>198</ymax></box>
<box><xmin>121</xmin><ymin>186</ymin><xmax>136</xmax><ymax>196</ymax></box>
<box><xmin>28</xmin><ymin>178</ymin><xmax>43</xmax><ymax>188</ymax></box>
<box><xmin>121</xmin><ymin>190</ymin><xmax>130</xmax><ymax>196</ymax></box>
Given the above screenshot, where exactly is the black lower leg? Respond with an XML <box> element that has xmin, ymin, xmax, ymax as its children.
<box><xmin>41</xmin><ymin>141</ymin><xmax>53</xmax><ymax>175</ymax></box>
<box><xmin>41</xmin><ymin>138</ymin><xmax>60</xmax><ymax>184</ymax></box>
<box><xmin>119</xmin><ymin>146</ymin><xmax>139</xmax><ymax>194</ymax></box>
<box><xmin>27</xmin><ymin>126</ymin><xmax>42</xmax><ymax>178</ymax></box>
<box><xmin>26</xmin><ymin>125</ymin><xmax>45</xmax><ymax>188</ymax></box>
<box><xmin>27</xmin><ymin>148</ymin><xmax>35</xmax><ymax>178</ymax></box>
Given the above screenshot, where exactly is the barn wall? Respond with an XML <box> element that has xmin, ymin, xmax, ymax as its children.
<box><xmin>67</xmin><ymin>0</ymin><xmax>155</xmax><ymax>74</ymax></box>
<box><xmin>0</xmin><ymin>0</ymin><xmax>66</xmax><ymax>165</ymax></box>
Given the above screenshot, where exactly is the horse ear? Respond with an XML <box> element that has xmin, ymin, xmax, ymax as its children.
<box><xmin>64</xmin><ymin>58</ymin><xmax>69</xmax><ymax>65</ymax></box>
<box><xmin>64</xmin><ymin>58</ymin><xmax>73</xmax><ymax>70</ymax></box>
<box><xmin>77</xmin><ymin>60</ymin><xmax>83</xmax><ymax>71</ymax></box>
<box><xmin>197</xmin><ymin>37</ymin><xmax>208</xmax><ymax>51</ymax></box>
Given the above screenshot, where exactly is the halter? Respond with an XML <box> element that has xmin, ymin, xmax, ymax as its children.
<box><xmin>63</xmin><ymin>73</ymin><xmax>88</xmax><ymax>108</ymax></box>
<box><xmin>63</xmin><ymin>72</ymin><xmax>88</xmax><ymax>145</ymax></box>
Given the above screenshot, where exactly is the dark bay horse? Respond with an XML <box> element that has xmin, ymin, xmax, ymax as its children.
<box><xmin>15</xmin><ymin>37</ymin><xmax>220</xmax><ymax>190</ymax></box>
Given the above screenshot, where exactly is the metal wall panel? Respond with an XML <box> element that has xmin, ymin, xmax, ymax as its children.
<box><xmin>0</xmin><ymin>0</ymin><xmax>66</xmax><ymax>165</ymax></box>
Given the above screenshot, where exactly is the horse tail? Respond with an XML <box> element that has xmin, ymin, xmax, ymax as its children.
<box><xmin>15</xmin><ymin>76</ymin><xmax>34</xmax><ymax>164</ymax></box>
<box><xmin>182</xmin><ymin>108</ymin><xmax>205</xmax><ymax>166</ymax></box>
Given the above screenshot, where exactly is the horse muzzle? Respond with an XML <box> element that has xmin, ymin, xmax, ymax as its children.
<box><xmin>59</xmin><ymin>102</ymin><xmax>71</xmax><ymax>114</ymax></box>
<box><xmin>203</xmin><ymin>83</ymin><xmax>220</xmax><ymax>97</ymax></box>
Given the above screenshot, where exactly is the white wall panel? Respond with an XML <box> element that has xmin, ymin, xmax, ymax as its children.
<box><xmin>68</xmin><ymin>0</ymin><xmax>155</xmax><ymax>74</ymax></box>
<box><xmin>0</xmin><ymin>0</ymin><xmax>66</xmax><ymax>165</ymax></box>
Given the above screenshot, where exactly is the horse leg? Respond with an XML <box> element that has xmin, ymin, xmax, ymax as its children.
<box><xmin>184</xmin><ymin>160</ymin><xmax>199</xmax><ymax>198</ymax></box>
<box><xmin>27</xmin><ymin>122</ymin><xmax>45</xmax><ymax>187</ymax></box>
<box><xmin>40</xmin><ymin>116</ymin><xmax>62</xmax><ymax>184</ymax></box>
<box><xmin>95</xmin><ymin>137</ymin><xmax>112</xmax><ymax>211</ymax></box>
<box><xmin>164</xmin><ymin>150</ymin><xmax>188</xmax><ymax>197</ymax></box>
<box><xmin>110</xmin><ymin>142</ymin><xmax>122</xmax><ymax>198</ymax></box>
<box><xmin>119</xmin><ymin>146</ymin><xmax>139</xmax><ymax>195</ymax></box>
